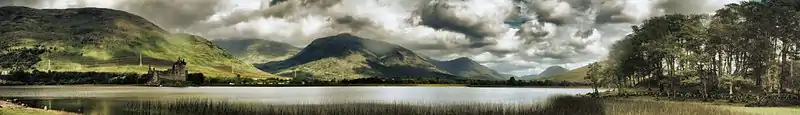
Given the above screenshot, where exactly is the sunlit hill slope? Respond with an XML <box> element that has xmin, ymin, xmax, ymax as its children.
<box><xmin>0</xmin><ymin>6</ymin><xmax>275</xmax><ymax>78</ymax></box>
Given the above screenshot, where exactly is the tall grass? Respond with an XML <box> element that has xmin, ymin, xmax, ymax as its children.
<box><xmin>21</xmin><ymin>96</ymin><xmax>751</xmax><ymax>115</ymax></box>
<box><xmin>603</xmin><ymin>99</ymin><xmax>750</xmax><ymax>115</ymax></box>
<box><xmin>96</xmin><ymin>96</ymin><xmax>603</xmax><ymax>115</ymax></box>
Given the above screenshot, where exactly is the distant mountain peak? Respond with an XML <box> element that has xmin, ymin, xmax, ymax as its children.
<box><xmin>432</xmin><ymin>57</ymin><xmax>507</xmax><ymax>80</ymax></box>
<box><xmin>289</xmin><ymin>33</ymin><xmax>405</xmax><ymax>63</ymax></box>
<box><xmin>446</xmin><ymin>57</ymin><xmax>483</xmax><ymax>66</ymax></box>
<box><xmin>452</xmin><ymin>57</ymin><xmax>473</xmax><ymax>61</ymax></box>
<box><xmin>0</xmin><ymin>6</ymin><xmax>32</xmax><ymax>10</ymax></box>
<box><xmin>538</xmin><ymin>66</ymin><xmax>569</xmax><ymax>78</ymax></box>
<box><xmin>212</xmin><ymin>38</ymin><xmax>300</xmax><ymax>64</ymax></box>
<box><xmin>319</xmin><ymin>33</ymin><xmax>360</xmax><ymax>41</ymax></box>
<box><xmin>255</xmin><ymin>33</ymin><xmax>508</xmax><ymax>80</ymax></box>
<box><xmin>334</xmin><ymin>33</ymin><xmax>355</xmax><ymax>37</ymax></box>
<box><xmin>545</xmin><ymin>66</ymin><xmax>566</xmax><ymax>70</ymax></box>
<box><xmin>258</xmin><ymin>34</ymin><xmax>457</xmax><ymax>80</ymax></box>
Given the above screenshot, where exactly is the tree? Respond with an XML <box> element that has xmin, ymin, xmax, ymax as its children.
<box><xmin>602</xmin><ymin>1</ymin><xmax>800</xmax><ymax>101</ymax></box>
<box><xmin>187</xmin><ymin>73</ymin><xmax>206</xmax><ymax>85</ymax></box>
<box><xmin>507</xmin><ymin>77</ymin><xmax>517</xmax><ymax>86</ymax></box>
<box><xmin>585</xmin><ymin>62</ymin><xmax>604</xmax><ymax>97</ymax></box>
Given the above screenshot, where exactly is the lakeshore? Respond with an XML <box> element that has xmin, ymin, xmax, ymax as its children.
<box><xmin>603</xmin><ymin>96</ymin><xmax>800</xmax><ymax>115</ymax></box>
<box><xmin>0</xmin><ymin>100</ymin><xmax>75</xmax><ymax>115</ymax></box>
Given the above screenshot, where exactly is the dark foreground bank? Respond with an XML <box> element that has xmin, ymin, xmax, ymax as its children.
<box><xmin>0</xmin><ymin>100</ymin><xmax>75</xmax><ymax>115</ymax></box>
<box><xmin>7</xmin><ymin>95</ymin><xmax>748</xmax><ymax>115</ymax></box>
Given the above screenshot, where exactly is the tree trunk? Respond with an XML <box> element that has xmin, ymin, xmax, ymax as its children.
<box><xmin>593</xmin><ymin>84</ymin><xmax>600</xmax><ymax>97</ymax></box>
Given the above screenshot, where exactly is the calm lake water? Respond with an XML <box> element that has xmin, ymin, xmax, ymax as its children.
<box><xmin>0</xmin><ymin>86</ymin><xmax>598</xmax><ymax>114</ymax></box>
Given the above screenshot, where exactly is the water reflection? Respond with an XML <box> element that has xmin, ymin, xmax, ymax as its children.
<box><xmin>0</xmin><ymin>86</ymin><xmax>599</xmax><ymax>114</ymax></box>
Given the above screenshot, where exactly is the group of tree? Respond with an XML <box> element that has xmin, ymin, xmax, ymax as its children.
<box><xmin>0</xmin><ymin>47</ymin><xmax>49</xmax><ymax>70</ymax></box>
<box><xmin>0</xmin><ymin>70</ymin><xmax>148</xmax><ymax>85</ymax></box>
<box><xmin>0</xmin><ymin>70</ymin><xmax>210</xmax><ymax>86</ymax></box>
<box><xmin>585</xmin><ymin>0</ymin><xmax>800</xmax><ymax>106</ymax></box>
<box><xmin>198</xmin><ymin>76</ymin><xmax>589</xmax><ymax>87</ymax></box>
<box><xmin>0</xmin><ymin>70</ymin><xmax>590</xmax><ymax>87</ymax></box>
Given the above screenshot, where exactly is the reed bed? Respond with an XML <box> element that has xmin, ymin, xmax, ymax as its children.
<box><xmin>603</xmin><ymin>99</ymin><xmax>750</xmax><ymax>115</ymax></box>
<box><xmin>111</xmin><ymin>96</ymin><xmax>603</xmax><ymax>115</ymax></box>
<box><xmin>26</xmin><ymin>96</ymin><xmax>751</xmax><ymax>115</ymax></box>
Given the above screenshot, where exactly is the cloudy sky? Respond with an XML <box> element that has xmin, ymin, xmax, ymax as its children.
<box><xmin>0</xmin><ymin>0</ymin><xmax>748</xmax><ymax>76</ymax></box>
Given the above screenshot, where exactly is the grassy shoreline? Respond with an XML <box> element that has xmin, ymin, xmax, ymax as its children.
<box><xmin>204</xmin><ymin>83</ymin><xmax>469</xmax><ymax>87</ymax></box>
<box><xmin>606</xmin><ymin>96</ymin><xmax>800</xmax><ymax>115</ymax></box>
<box><xmin>0</xmin><ymin>100</ymin><xmax>75</xmax><ymax>115</ymax></box>
<box><xmin>466</xmin><ymin>85</ymin><xmax>593</xmax><ymax>88</ymax></box>
<box><xmin>1</xmin><ymin>83</ymin><xmax>593</xmax><ymax>88</ymax></box>
<box><xmin>11</xmin><ymin>95</ymin><xmax>755</xmax><ymax>115</ymax></box>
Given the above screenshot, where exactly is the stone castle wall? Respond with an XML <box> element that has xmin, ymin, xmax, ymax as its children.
<box><xmin>147</xmin><ymin>58</ymin><xmax>188</xmax><ymax>85</ymax></box>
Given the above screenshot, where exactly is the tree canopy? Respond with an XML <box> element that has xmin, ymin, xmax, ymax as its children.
<box><xmin>596</xmin><ymin>0</ymin><xmax>800</xmax><ymax>105</ymax></box>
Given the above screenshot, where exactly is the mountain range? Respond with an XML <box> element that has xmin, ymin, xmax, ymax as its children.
<box><xmin>0</xmin><ymin>6</ymin><xmax>273</xmax><ymax>78</ymax></box>
<box><xmin>0</xmin><ymin>6</ymin><xmax>514</xmax><ymax>80</ymax></box>
<box><xmin>518</xmin><ymin>65</ymin><xmax>589</xmax><ymax>82</ymax></box>
<box><xmin>255</xmin><ymin>33</ymin><xmax>509</xmax><ymax>80</ymax></box>
<box><xmin>431</xmin><ymin>57</ymin><xmax>509</xmax><ymax>80</ymax></box>
<box><xmin>538</xmin><ymin>66</ymin><xmax>569</xmax><ymax>78</ymax></box>
<box><xmin>538</xmin><ymin>65</ymin><xmax>589</xmax><ymax>82</ymax></box>
<box><xmin>520</xmin><ymin>66</ymin><xmax>568</xmax><ymax>80</ymax></box>
<box><xmin>211</xmin><ymin>39</ymin><xmax>300</xmax><ymax>64</ymax></box>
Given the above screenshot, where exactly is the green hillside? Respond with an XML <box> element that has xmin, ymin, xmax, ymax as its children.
<box><xmin>432</xmin><ymin>57</ymin><xmax>508</xmax><ymax>80</ymax></box>
<box><xmin>520</xmin><ymin>66</ymin><xmax>568</xmax><ymax>80</ymax></box>
<box><xmin>538</xmin><ymin>66</ymin><xmax>589</xmax><ymax>82</ymax></box>
<box><xmin>257</xmin><ymin>33</ymin><xmax>460</xmax><ymax>80</ymax></box>
<box><xmin>212</xmin><ymin>39</ymin><xmax>300</xmax><ymax>64</ymax></box>
<box><xmin>538</xmin><ymin>66</ymin><xmax>568</xmax><ymax>78</ymax></box>
<box><xmin>0</xmin><ymin>6</ymin><xmax>275</xmax><ymax>78</ymax></box>
<box><xmin>519</xmin><ymin>74</ymin><xmax>539</xmax><ymax>80</ymax></box>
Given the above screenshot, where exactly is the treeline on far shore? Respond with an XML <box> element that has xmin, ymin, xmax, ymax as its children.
<box><xmin>207</xmin><ymin>77</ymin><xmax>589</xmax><ymax>87</ymax></box>
<box><xmin>0</xmin><ymin>70</ymin><xmax>207</xmax><ymax>85</ymax></box>
<box><xmin>0</xmin><ymin>70</ymin><xmax>588</xmax><ymax>87</ymax></box>
<box><xmin>0</xmin><ymin>70</ymin><xmax>150</xmax><ymax>85</ymax></box>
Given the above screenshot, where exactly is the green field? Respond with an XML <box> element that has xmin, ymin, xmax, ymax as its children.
<box><xmin>726</xmin><ymin>106</ymin><xmax>800</xmax><ymax>115</ymax></box>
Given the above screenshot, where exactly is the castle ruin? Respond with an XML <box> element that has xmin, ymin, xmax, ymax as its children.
<box><xmin>146</xmin><ymin>58</ymin><xmax>188</xmax><ymax>85</ymax></box>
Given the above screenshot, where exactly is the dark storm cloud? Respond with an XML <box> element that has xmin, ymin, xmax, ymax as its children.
<box><xmin>411</xmin><ymin>0</ymin><xmax>519</xmax><ymax>54</ymax></box>
<box><xmin>417</xmin><ymin>0</ymin><xmax>510</xmax><ymax>39</ymax></box>
<box><xmin>333</xmin><ymin>15</ymin><xmax>372</xmax><ymax>31</ymax></box>
<box><xmin>269</xmin><ymin>0</ymin><xmax>288</xmax><ymax>6</ymax></box>
<box><xmin>517</xmin><ymin>0</ymin><xmax>595</xmax><ymax>25</ymax></box>
<box><xmin>594</xmin><ymin>0</ymin><xmax>641</xmax><ymax>24</ymax></box>
<box><xmin>186</xmin><ymin>0</ymin><xmax>351</xmax><ymax>34</ymax></box>
<box><xmin>419</xmin><ymin>2</ymin><xmax>495</xmax><ymax>38</ymax></box>
<box><xmin>115</xmin><ymin>0</ymin><xmax>222</xmax><ymax>30</ymax></box>
<box><xmin>659</xmin><ymin>0</ymin><xmax>720</xmax><ymax>14</ymax></box>
<box><xmin>264</xmin><ymin>0</ymin><xmax>343</xmax><ymax>17</ymax></box>
<box><xmin>573</xmin><ymin>29</ymin><xmax>593</xmax><ymax>38</ymax></box>
<box><xmin>594</xmin><ymin>0</ymin><xmax>738</xmax><ymax>24</ymax></box>
<box><xmin>0</xmin><ymin>0</ymin><xmax>45</xmax><ymax>7</ymax></box>
<box><xmin>516</xmin><ymin>21</ymin><xmax>550</xmax><ymax>44</ymax></box>
<box><xmin>562</xmin><ymin>0</ymin><xmax>592</xmax><ymax>11</ymax></box>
